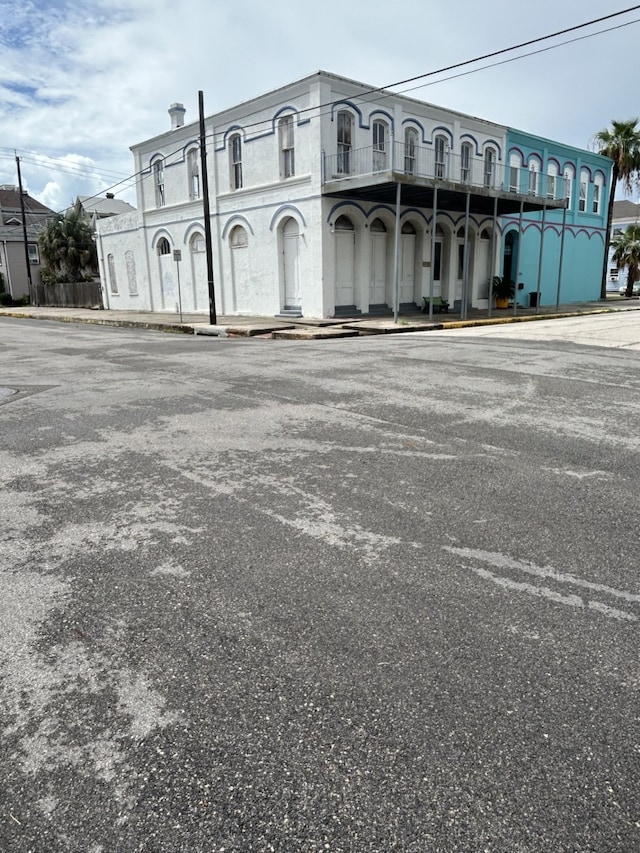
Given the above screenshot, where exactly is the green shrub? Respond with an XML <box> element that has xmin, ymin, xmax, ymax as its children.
<box><xmin>0</xmin><ymin>292</ymin><xmax>13</xmax><ymax>306</ymax></box>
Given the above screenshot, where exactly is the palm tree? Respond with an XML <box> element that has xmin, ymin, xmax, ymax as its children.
<box><xmin>38</xmin><ymin>210</ymin><xmax>97</xmax><ymax>283</ymax></box>
<box><xmin>611</xmin><ymin>224</ymin><xmax>640</xmax><ymax>297</ymax></box>
<box><xmin>594</xmin><ymin>119</ymin><xmax>640</xmax><ymax>299</ymax></box>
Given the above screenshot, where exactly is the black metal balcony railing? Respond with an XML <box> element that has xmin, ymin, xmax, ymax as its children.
<box><xmin>323</xmin><ymin>142</ymin><xmax>569</xmax><ymax>202</ymax></box>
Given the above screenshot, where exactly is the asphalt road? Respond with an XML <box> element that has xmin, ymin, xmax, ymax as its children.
<box><xmin>1</xmin><ymin>315</ymin><xmax>639</xmax><ymax>852</ymax></box>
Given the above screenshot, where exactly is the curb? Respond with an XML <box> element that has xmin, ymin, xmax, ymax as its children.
<box><xmin>1</xmin><ymin>304</ymin><xmax>637</xmax><ymax>338</ymax></box>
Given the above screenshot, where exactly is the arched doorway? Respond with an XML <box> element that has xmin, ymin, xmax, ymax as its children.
<box><xmin>230</xmin><ymin>225</ymin><xmax>250</xmax><ymax>312</ymax></box>
<box><xmin>335</xmin><ymin>215</ymin><xmax>355</xmax><ymax>307</ymax></box>
<box><xmin>189</xmin><ymin>232</ymin><xmax>206</xmax><ymax>311</ymax></box>
<box><xmin>282</xmin><ymin>218</ymin><xmax>300</xmax><ymax>310</ymax></box>
<box><xmin>156</xmin><ymin>236</ymin><xmax>174</xmax><ymax>311</ymax></box>
<box><xmin>475</xmin><ymin>227</ymin><xmax>492</xmax><ymax>304</ymax></box>
<box><xmin>433</xmin><ymin>224</ymin><xmax>444</xmax><ymax>297</ymax></box>
<box><xmin>503</xmin><ymin>230</ymin><xmax>518</xmax><ymax>283</ymax></box>
<box><xmin>400</xmin><ymin>221</ymin><xmax>417</xmax><ymax>305</ymax></box>
<box><xmin>369</xmin><ymin>218</ymin><xmax>387</xmax><ymax>306</ymax></box>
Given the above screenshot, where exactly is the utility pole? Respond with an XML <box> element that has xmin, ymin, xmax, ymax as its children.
<box><xmin>15</xmin><ymin>154</ymin><xmax>34</xmax><ymax>300</ymax></box>
<box><xmin>198</xmin><ymin>91</ymin><xmax>217</xmax><ymax>325</ymax></box>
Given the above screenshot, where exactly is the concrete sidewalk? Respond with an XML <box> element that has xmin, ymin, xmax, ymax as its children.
<box><xmin>1</xmin><ymin>299</ymin><xmax>640</xmax><ymax>339</ymax></box>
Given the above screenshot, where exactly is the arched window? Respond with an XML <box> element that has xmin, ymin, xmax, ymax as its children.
<box><xmin>528</xmin><ymin>161</ymin><xmax>539</xmax><ymax>196</ymax></box>
<box><xmin>480</xmin><ymin>228</ymin><xmax>491</xmax><ymax>240</ymax></box>
<box><xmin>230</xmin><ymin>225</ymin><xmax>248</xmax><ymax>248</ymax></box>
<box><xmin>107</xmin><ymin>253</ymin><xmax>118</xmax><ymax>294</ymax></box>
<box><xmin>153</xmin><ymin>159</ymin><xmax>165</xmax><ymax>207</ymax></box>
<box><xmin>509</xmin><ymin>153</ymin><xmax>522</xmax><ymax>192</ymax></box>
<box><xmin>461</xmin><ymin>142</ymin><xmax>472</xmax><ymax>183</ymax></box>
<box><xmin>373</xmin><ymin>120</ymin><xmax>388</xmax><ymax>171</ymax></box>
<box><xmin>404</xmin><ymin>127</ymin><xmax>418</xmax><ymax>174</ymax></box>
<box><xmin>564</xmin><ymin>165</ymin><xmax>575</xmax><ymax>208</ymax></box>
<box><xmin>337</xmin><ymin>111</ymin><xmax>353</xmax><ymax>175</ymax></box>
<box><xmin>370</xmin><ymin>217</ymin><xmax>386</xmax><ymax>233</ymax></box>
<box><xmin>401</xmin><ymin>221</ymin><xmax>416</xmax><ymax>235</ymax></box>
<box><xmin>435</xmin><ymin>135</ymin><xmax>447</xmax><ymax>179</ymax></box>
<box><xmin>335</xmin><ymin>214</ymin><xmax>354</xmax><ymax>231</ymax></box>
<box><xmin>593</xmin><ymin>173</ymin><xmax>604</xmax><ymax>214</ymax></box>
<box><xmin>125</xmin><ymin>250</ymin><xmax>137</xmax><ymax>295</ymax></box>
<box><xmin>229</xmin><ymin>134</ymin><xmax>243</xmax><ymax>190</ymax></box>
<box><xmin>157</xmin><ymin>237</ymin><xmax>171</xmax><ymax>255</ymax></box>
<box><xmin>187</xmin><ymin>148</ymin><xmax>200</xmax><ymax>199</ymax></box>
<box><xmin>484</xmin><ymin>148</ymin><xmax>496</xmax><ymax>188</ymax></box>
<box><xmin>579</xmin><ymin>169</ymin><xmax>589</xmax><ymax>212</ymax></box>
<box><xmin>190</xmin><ymin>233</ymin><xmax>205</xmax><ymax>253</ymax></box>
<box><xmin>547</xmin><ymin>162</ymin><xmax>559</xmax><ymax>199</ymax></box>
<box><xmin>279</xmin><ymin>115</ymin><xmax>295</xmax><ymax>179</ymax></box>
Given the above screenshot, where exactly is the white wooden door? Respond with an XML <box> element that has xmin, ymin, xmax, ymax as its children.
<box><xmin>335</xmin><ymin>229</ymin><xmax>355</xmax><ymax>305</ymax></box>
<box><xmin>475</xmin><ymin>238</ymin><xmax>490</xmax><ymax>304</ymax></box>
<box><xmin>399</xmin><ymin>233</ymin><xmax>416</xmax><ymax>303</ymax></box>
<box><xmin>370</xmin><ymin>232</ymin><xmax>387</xmax><ymax>304</ymax></box>
<box><xmin>283</xmin><ymin>219</ymin><xmax>300</xmax><ymax>308</ymax></box>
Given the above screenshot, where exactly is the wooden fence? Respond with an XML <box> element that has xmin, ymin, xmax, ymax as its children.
<box><xmin>31</xmin><ymin>280</ymin><xmax>104</xmax><ymax>309</ymax></box>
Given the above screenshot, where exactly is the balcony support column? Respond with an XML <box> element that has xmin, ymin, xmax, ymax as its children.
<box><xmin>429</xmin><ymin>185</ymin><xmax>438</xmax><ymax>323</ymax></box>
<box><xmin>461</xmin><ymin>191</ymin><xmax>471</xmax><ymax>320</ymax></box>
<box><xmin>487</xmin><ymin>195</ymin><xmax>498</xmax><ymax>319</ymax></box>
<box><xmin>393</xmin><ymin>181</ymin><xmax>402</xmax><ymax>323</ymax></box>
<box><xmin>555</xmin><ymin>204</ymin><xmax>568</xmax><ymax>312</ymax></box>
<box><xmin>514</xmin><ymin>200</ymin><xmax>524</xmax><ymax>316</ymax></box>
<box><xmin>534</xmin><ymin>204</ymin><xmax>547</xmax><ymax>314</ymax></box>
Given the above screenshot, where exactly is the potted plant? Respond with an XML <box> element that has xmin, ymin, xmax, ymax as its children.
<box><xmin>492</xmin><ymin>275</ymin><xmax>515</xmax><ymax>309</ymax></box>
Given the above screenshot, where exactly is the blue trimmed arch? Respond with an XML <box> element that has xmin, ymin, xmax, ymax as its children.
<box><xmin>221</xmin><ymin>215</ymin><xmax>255</xmax><ymax>240</ymax></box>
<box><xmin>269</xmin><ymin>204</ymin><xmax>306</xmax><ymax>232</ymax></box>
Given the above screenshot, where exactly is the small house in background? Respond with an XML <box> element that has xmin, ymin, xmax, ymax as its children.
<box><xmin>0</xmin><ymin>185</ymin><xmax>55</xmax><ymax>302</ymax></box>
<box><xmin>607</xmin><ymin>200</ymin><xmax>640</xmax><ymax>293</ymax></box>
<box><xmin>75</xmin><ymin>193</ymin><xmax>136</xmax><ymax>232</ymax></box>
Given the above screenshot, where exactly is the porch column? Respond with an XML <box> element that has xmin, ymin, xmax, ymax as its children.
<box><xmin>487</xmin><ymin>195</ymin><xmax>498</xmax><ymax>319</ymax></box>
<box><xmin>429</xmin><ymin>186</ymin><xmax>438</xmax><ymax>323</ymax></box>
<box><xmin>534</xmin><ymin>204</ymin><xmax>547</xmax><ymax>314</ymax></box>
<box><xmin>555</xmin><ymin>205</ymin><xmax>568</xmax><ymax>312</ymax></box>
<box><xmin>461</xmin><ymin>191</ymin><xmax>471</xmax><ymax>320</ymax></box>
<box><xmin>393</xmin><ymin>182</ymin><xmax>401</xmax><ymax>323</ymax></box>
<box><xmin>514</xmin><ymin>200</ymin><xmax>524</xmax><ymax>316</ymax></box>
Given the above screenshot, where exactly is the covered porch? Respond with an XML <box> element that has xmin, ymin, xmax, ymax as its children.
<box><xmin>322</xmin><ymin>144</ymin><xmax>569</xmax><ymax>322</ymax></box>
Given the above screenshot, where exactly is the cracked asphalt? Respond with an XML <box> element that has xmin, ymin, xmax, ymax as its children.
<box><xmin>1</xmin><ymin>315</ymin><xmax>639</xmax><ymax>852</ymax></box>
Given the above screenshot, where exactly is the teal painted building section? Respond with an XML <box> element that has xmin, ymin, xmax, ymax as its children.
<box><xmin>503</xmin><ymin>129</ymin><xmax>612</xmax><ymax>306</ymax></box>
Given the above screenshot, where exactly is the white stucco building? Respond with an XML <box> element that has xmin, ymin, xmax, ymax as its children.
<box><xmin>97</xmin><ymin>70</ymin><xmax>594</xmax><ymax>318</ymax></box>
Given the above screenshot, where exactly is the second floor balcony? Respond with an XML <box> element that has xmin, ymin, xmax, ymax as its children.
<box><xmin>322</xmin><ymin>141</ymin><xmax>569</xmax><ymax>213</ymax></box>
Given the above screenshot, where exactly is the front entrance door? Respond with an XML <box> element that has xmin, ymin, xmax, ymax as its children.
<box><xmin>474</xmin><ymin>230</ymin><xmax>490</xmax><ymax>305</ymax></box>
<box><xmin>283</xmin><ymin>218</ymin><xmax>300</xmax><ymax>309</ymax></box>
<box><xmin>369</xmin><ymin>218</ymin><xmax>387</xmax><ymax>305</ymax></box>
<box><xmin>335</xmin><ymin>215</ymin><xmax>355</xmax><ymax>306</ymax></box>
<box><xmin>399</xmin><ymin>222</ymin><xmax>416</xmax><ymax>304</ymax></box>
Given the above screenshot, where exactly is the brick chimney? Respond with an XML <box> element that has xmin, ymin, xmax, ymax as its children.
<box><xmin>168</xmin><ymin>103</ymin><xmax>185</xmax><ymax>130</ymax></box>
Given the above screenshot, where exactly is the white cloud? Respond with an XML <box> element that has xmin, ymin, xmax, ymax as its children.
<box><xmin>1</xmin><ymin>0</ymin><xmax>640</xmax><ymax>209</ymax></box>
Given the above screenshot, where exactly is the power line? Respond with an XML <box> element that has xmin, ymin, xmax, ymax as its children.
<box><xmin>9</xmin><ymin>4</ymin><xmax>640</xmax><ymax>217</ymax></box>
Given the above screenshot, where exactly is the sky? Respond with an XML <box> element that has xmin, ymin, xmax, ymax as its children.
<box><xmin>1</xmin><ymin>0</ymin><xmax>640</xmax><ymax>213</ymax></box>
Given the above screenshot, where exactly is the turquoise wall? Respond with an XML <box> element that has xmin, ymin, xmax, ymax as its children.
<box><xmin>503</xmin><ymin>129</ymin><xmax>612</xmax><ymax>304</ymax></box>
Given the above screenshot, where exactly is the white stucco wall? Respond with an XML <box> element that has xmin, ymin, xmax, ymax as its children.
<box><xmin>98</xmin><ymin>72</ymin><xmax>512</xmax><ymax>318</ymax></box>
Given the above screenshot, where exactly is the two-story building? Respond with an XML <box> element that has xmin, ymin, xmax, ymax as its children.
<box><xmin>0</xmin><ymin>185</ymin><xmax>54</xmax><ymax>302</ymax></box>
<box><xmin>97</xmin><ymin>71</ymin><xmax>612</xmax><ymax>318</ymax></box>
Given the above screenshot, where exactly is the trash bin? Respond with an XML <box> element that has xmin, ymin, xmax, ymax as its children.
<box><xmin>529</xmin><ymin>291</ymin><xmax>538</xmax><ymax>308</ymax></box>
